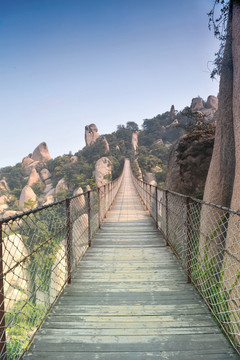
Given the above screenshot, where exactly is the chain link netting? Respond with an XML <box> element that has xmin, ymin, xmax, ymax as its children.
<box><xmin>0</xmin><ymin>173</ymin><xmax>123</xmax><ymax>360</ymax></box>
<box><xmin>132</xmin><ymin>173</ymin><xmax>240</xmax><ymax>354</ymax></box>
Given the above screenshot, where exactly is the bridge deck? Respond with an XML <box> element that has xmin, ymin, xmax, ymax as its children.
<box><xmin>26</xmin><ymin>160</ymin><xmax>239</xmax><ymax>359</ymax></box>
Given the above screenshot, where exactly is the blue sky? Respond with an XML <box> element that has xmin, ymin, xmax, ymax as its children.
<box><xmin>0</xmin><ymin>0</ymin><xmax>219</xmax><ymax>168</ymax></box>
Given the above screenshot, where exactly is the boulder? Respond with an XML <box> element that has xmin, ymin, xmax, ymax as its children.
<box><xmin>55</xmin><ymin>178</ymin><xmax>68</xmax><ymax>193</ymax></box>
<box><xmin>50</xmin><ymin>241</ymin><xmax>67</xmax><ymax>302</ymax></box>
<box><xmin>28</xmin><ymin>168</ymin><xmax>41</xmax><ymax>186</ymax></box>
<box><xmin>3</xmin><ymin>233</ymin><xmax>28</xmax><ymax>309</ymax></box>
<box><xmin>40</xmin><ymin>168</ymin><xmax>51</xmax><ymax>182</ymax></box>
<box><xmin>43</xmin><ymin>195</ymin><xmax>54</xmax><ymax>205</ymax></box>
<box><xmin>93</xmin><ymin>157</ymin><xmax>112</xmax><ymax>187</ymax></box>
<box><xmin>85</xmin><ymin>124</ymin><xmax>100</xmax><ymax>146</ymax></box>
<box><xmin>0</xmin><ymin>204</ymin><xmax>8</xmax><ymax>212</ymax></box>
<box><xmin>0</xmin><ymin>210</ymin><xmax>20</xmax><ymax>219</ymax></box>
<box><xmin>72</xmin><ymin>214</ymin><xmax>89</xmax><ymax>263</ymax></box>
<box><xmin>19</xmin><ymin>185</ymin><xmax>37</xmax><ymax>210</ymax></box>
<box><xmin>32</xmin><ymin>142</ymin><xmax>51</xmax><ymax>162</ymax></box>
<box><xmin>71</xmin><ymin>187</ymin><xmax>86</xmax><ymax>212</ymax></box>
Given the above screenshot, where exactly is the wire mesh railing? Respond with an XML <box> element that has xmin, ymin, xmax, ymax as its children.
<box><xmin>132</xmin><ymin>171</ymin><xmax>240</xmax><ymax>354</ymax></box>
<box><xmin>0</xmin><ymin>173</ymin><xmax>123</xmax><ymax>360</ymax></box>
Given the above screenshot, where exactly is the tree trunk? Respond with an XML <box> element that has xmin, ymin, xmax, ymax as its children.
<box><xmin>222</xmin><ymin>0</ymin><xmax>240</xmax><ymax>344</ymax></box>
<box><xmin>198</xmin><ymin>2</ymin><xmax>235</xmax><ymax>266</ymax></box>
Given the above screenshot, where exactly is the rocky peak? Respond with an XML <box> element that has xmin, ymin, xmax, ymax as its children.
<box><xmin>189</xmin><ymin>95</ymin><xmax>218</xmax><ymax>122</ymax></box>
<box><xmin>32</xmin><ymin>142</ymin><xmax>51</xmax><ymax>162</ymax></box>
<box><xmin>191</xmin><ymin>97</ymin><xmax>204</xmax><ymax>111</ymax></box>
<box><xmin>170</xmin><ymin>105</ymin><xmax>175</xmax><ymax>120</ymax></box>
<box><xmin>85</xmin><ymin>124</ymin><xmax>100</xmax><ymax>146</ymax></box>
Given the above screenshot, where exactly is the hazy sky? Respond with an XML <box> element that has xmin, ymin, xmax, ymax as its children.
<box><xmin>0</xmin><ymin>0</ymin><xmax>219</xmax><ymax>168</ymax></box>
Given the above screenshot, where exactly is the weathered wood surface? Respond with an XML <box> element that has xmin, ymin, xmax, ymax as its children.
<box><xmin>25</xmin><ymin>160</ymin><xmax>239</xmax><ymax>359</ymax></box>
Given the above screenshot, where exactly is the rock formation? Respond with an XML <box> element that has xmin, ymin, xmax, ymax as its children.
<box><xmin>143</xmin><ymin>173</ymin><xmax>157</xmax><ymax>186</ymax></box>
<box><xmin>71</xmin><ymin>187</ymin><xmax>85</xmax><ymax>212</ymax></box>
<box><xmin>3</xmin><ymin>233</ymin><xmax>28</xmax><ymax>309</ymax></box>
<box><xmin>22</xmin><ymin>142</ymin><xmax>51</xmax><ymax>175</ymax></box>
<box><xmin>19</xmin><ymin>185</ymin><xmax>37</xmax><ymax>210</ymax></box>
<box><xmin>55</xmin><ymin>178</ymin><xmax>68</xmax><ymax>193</ymax></box>
<box><xmin>43</xmin><ymin>195</ymin><xmax>54</xmax><ymax>205</ymax></box>
<box><xmin>132</xmin><ymin>132</ymin><xmax>138</xmax><ymax>155</ymax></box>
<box><xmin>189</xmin><ymin>95</ymin><xmax>218</xmax><ymax>122</ymax></box>
<box><xmin>103</xmin><ymin>137</ymin><xmax>110</xmax><ymax>152</ymax></box>
<box><xmin>93</xmin><ymin>157</ymin><xmax>112</xmax><ymax>187</ymax></box>
<box><xmin>27</xmin><ymin>168</ymin><xmax>41</xmax><ymax>186</ymax></box>
<box><xmin>40</xmin><ymin>168</ymin><xmax>51</xmax><ymax>182</ymax></box>
<box><xmin>166</xmin><ymin>128</ymin><xmax>215</xmax><ymax>197</ymax></box>
<box><xmin>85</xmin><ymin>124</ymin><xmax>100</xmax><ymax>146</ymax></box>
<box><xmin>170</xmin><ymin>105</ymin><xmax>176</xmax><ymax>121</ymax></box>
<box><xmin>32</xmin><ymin>142</ymin><xmax>51</xmax><ymax>162</ymax></box>
<box><xmin>191</xmin><ymin>97</ymin><xmax>204</xmax><ymax>111</ymax></box>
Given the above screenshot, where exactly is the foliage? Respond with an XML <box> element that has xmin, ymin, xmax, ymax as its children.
<box><xmin>208</xmin><ymin>0</ymin><xmax>230</xmax><ymax>78</ymax></box>
<box><xmin>6</xmin><ymin>301</ymin><xmax>45</xmax><ymax>359</ymax></box>
<box><xmin>0</xmin><ymin>164</ymin><xmax>26</xmax><ymax>191</ymax></box>
<box><xmin>31</xmin><ymin>182</ymin><xmax>45</xmax><ymax>197</ymax></box>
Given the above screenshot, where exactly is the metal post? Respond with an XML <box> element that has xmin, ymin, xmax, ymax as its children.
<box><xmin>186</xmin><ymin>197</ymin><xmax>191</xmax><ymax>283</ymax></box>
<box><xmin>165</xmin><ymin>190</ymin><xmax>169</xmax><ymax>246</ymax></box>
<box><xmin>0</xmin><ymin>222</ymin><xmax>6</xmax><ymax>359</ymax></box>
<box><xmin>104</xmin><ymin>185</ymin><xmax>106</xmax><ymax>217</ymax></box>
<box><xmin>155</xmin><ymin>187</ymin><xmax>158</xmax><ymax>229</ymax></box>
<box><xmin>87</xmin><ymin>191</ymin><xmax>91</xmax><ymax>247</ymax></box>
<box><xmin>98</xmin><ymin>188</ymin><xmax>101</xmax><ymax>229</ymax></box>
<box><xmin>66</xmin><ymin>199</ymin><xmax>71</xmax><ymax>284</ymax></box>
<box><xmin>149</xmin><ymin>184</ymin><xmax>152</xmax><ymax>217</ymax></box>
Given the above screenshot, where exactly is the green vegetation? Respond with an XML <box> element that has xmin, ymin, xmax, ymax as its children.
<box><xmin>6</xmin><ymin>301</ymin><xmax>45</xmax><ymax>359</ymax></box>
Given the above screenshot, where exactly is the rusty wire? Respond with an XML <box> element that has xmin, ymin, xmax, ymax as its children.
<box><xmin>0</xmin><ymin>172</ymin><xmax>123</xmax><ymax>360</ymax></box>
<box><xmin>132</xmin><ymin>173</ymin><xmax>240</xmax><ymax>354</ymax></box>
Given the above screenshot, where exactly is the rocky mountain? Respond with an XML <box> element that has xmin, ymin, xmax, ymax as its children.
<box><xmin>0</xmin><ymin>94</ymin><xmax>218</xmax><ymax>216</ymax></box>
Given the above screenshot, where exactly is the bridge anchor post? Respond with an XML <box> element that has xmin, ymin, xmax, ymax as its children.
<box><xmin>0</xmin><ymin>222</ymin><xmax>6</xmax><ymax>360</ymax></box>
<box><xmin>186</xmin><ymin>197</ymin><xmax>191</xmax><ymax>283</ymax></box>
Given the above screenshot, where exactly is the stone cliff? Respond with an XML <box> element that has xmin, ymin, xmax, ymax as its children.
<box><xmin>166</xmin><ymin>128</ymin><xmax>215</xmax><ymax>197</ymax></box>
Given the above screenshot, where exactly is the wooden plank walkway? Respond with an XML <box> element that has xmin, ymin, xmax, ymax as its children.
<box><xmin>25</xmin><ymin>160</ymin><xmax>239</xmax><ymax>359</ymax></box>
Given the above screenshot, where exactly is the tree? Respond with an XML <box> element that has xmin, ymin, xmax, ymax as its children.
<box><xmin>199</xmin><ymin>0</ymin><xmax>240</xmax><ymax>341</ymax></box>
<box><xmin>126</xmin><ymin>121</ymin><xmax>139</xmax><ymax>132</ymax></box>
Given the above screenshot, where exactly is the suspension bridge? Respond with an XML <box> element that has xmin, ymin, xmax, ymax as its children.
<box><xmin>0</xmin><ymin>160</ymin><xmax>239</xmax><ymax>359</ymax></box>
